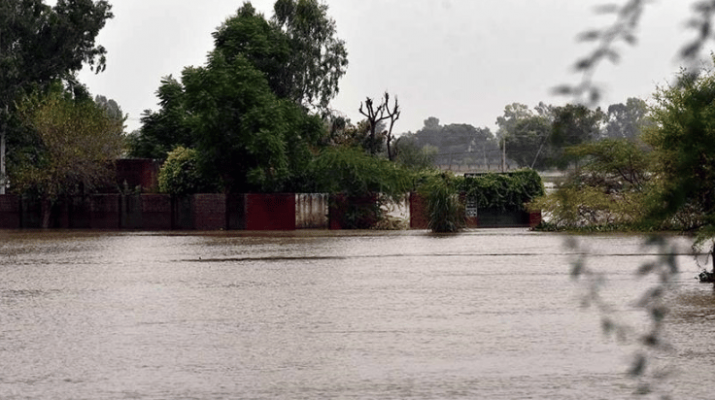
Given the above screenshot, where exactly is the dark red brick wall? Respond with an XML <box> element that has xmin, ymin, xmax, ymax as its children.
<box><xmin>409</xmin><ymin>193</ymin><xmax>430</xmax><ymax>229</ymax></box>
<box><xmin>141</xmin><ymin>194</ymin><xmax>172</xmax><ymax>230</ymax></box>
<box><xmin>245</xmin><ymin>193</ymin><xmax>295</xmax><ymax>230</ymax></box>
<box><xmin>529</xmin><ymin>211</ymin><xmax>542</xmax><ymax>227</ymax></box>
<box><xmin>193</xmin><ymin>194</ymin><xmax>227</xmax><ymax>231</ymax></box>
<box><xmin>68</xmin><ymin>197</ymin><xmax>91</xmax><ymax>228</ymax></box>
<box><xmin>227</xmin><ymin>194</ymin><xmax>246</xmax><ymax>230</ymax></box>
<box><xmin>0</xmin><ymin>195</ymin><xmax>21</xmax><ymax>229</ymax></box>
<box><xmin>328</xmin><ymin>194</ymin><xmax>381</xmax><ymax>230</ymax></box>
<box><xmin>90</xmin><ymin>194</ymin><xmax>121</xmax><ymax>229</ymax></box>
<box><xmin>328</xmin><ymin>194</ymin><xmax>346</xmax><ymax>230</ymax></box>
<box><xmin>55</xmin><ymin>201</ymin><xmax>70</xmax><ymax>229</ymax></box>
<box><xmin>115</xmin><ymin>159</ymin><xmax>161</xmax><ymax>193</ymax></box>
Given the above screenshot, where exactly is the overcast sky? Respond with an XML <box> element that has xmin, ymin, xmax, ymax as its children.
<box><xmin>76</xmin><ymin>0</ymin><xmax>705</xmax><ymax>134</ymax></box>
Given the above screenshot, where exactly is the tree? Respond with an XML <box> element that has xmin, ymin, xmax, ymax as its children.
<box><xmin>642</xmin><ymin>65</ymin><xmax>715</xmax><ymax>237</ymax></box>
<box><xmin>495</xmin><ymin>103</ymin><xmax>542</xmax><ymax>170</ymax></box>
<box><xmin>128</xmin><ymin>76</ymin><xmax>195</xmax><ymax>159</ymax></box>
<box><xmin>0</xmin><ymin>0</ymin><xmax>113</xmax><ymax>194</ymax></box>
<box><xmin>307</xmin><ymin>146</ymin><xmax>414</xmax><ymax>228</ymax></box>
<box><xmin>410</xmin><ymin>118</ymin><xmax>500</xmax><ymax>169</ymax></box>
<box><xmin>550</xmin><ymin>104</ymin><xmax>605</xmax><ymax>169</ymax></box>
<box><xmin>13</xmin><ymin>85</ymin><xmax>124</xmax><ymax>228</ymax></box>
<box><xmin>531</xmin><ymin>138</ymin><xmax>653</xmax><ymax>228</ymax></box>
<box><xmin>212</xmin><ymin>3</ymin><xmax>292</xmax><ymax>101</ymax></box>
<box><xmin>504</xmin><ymin>115</ymin><xmax>552</xmax><ymax>170</ymax></box>
<box><xmin>181</xmin><ymin>52</ymin><xmax>324</xmax><ymax>193</ymax></box>
<box><xmin>604</xmin><ymin>97</ymin><xmax>649</xmax><ymax>140</ymax></box>
<box><xmin>495</xmin><ymin>102</ymin><xmax>533</xmax><ymax>141</ymax></box>
<box><xmin>413</xmin><ymin>117</ymin><xmax>442</xmax><ymax>151</ymax></box>
<box><xmin>272</xmin><ymin>0</ymin><xmax>349</xmax><ymax>109</ymax></box>
<box><xmin>94</xmin><ymin>95</ymin><xmax>125</xmax><ymax>125</ymax></box>
<box><xmin>358</xmin><ymin>92</ymin><xmax>400</xmax><ymax>158</ymax></box>
<box><xmin>394</xmin><ymin>136</ymin><xmax>437</xmax><ymax>170</ymax></box>
<box><xmin>129</xmin><ymin>1</ymin><xmax>347</xmax><ymax>192</ymax></box>
<box><xmin>212</xmin><ymin>0</ymin><xmax>347</xmax><ymax>110</ymax></box>
<box><xmin>470</xmin><ymin>126</ymin><xmax>501</xmax><ymax>169</ymax></box>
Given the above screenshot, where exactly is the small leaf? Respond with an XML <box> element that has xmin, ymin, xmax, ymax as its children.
<box><xmin>577</xmin><ymin>30</ymin><xmax>601</xmax><ymax>42</ymax></box>
<box><xmin>623</xmin><ymin>33</ymin><xmax>637</xmax><ymax>45</ymax></box>
<box><xmin>552</xmin><ymin>85</ymin><xmax>573</xmax><ymax>96</ymax></box>
<box><xmin>681</xmin><ymin>40</ymin><xmax>702</xmax><ymax>59</ymax></box>
<box><xmin>605</xmin><ymin>49</ymin><xmax>620</xmax><ymax>63</ymax></box>
<box><xmin>593</xmin><ymin>4</ymin><xmax>619</xmax><ymax>14</ymax></box>
<box><xmin>574</xmin><ymin>58</ymin><xmax>593</xmax><ymax>71</ymax></box>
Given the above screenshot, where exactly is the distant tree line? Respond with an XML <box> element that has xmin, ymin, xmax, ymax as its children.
<box><xmin>389</xmin><ymin>96</ymin><xmax>649</xmax><ymax>172</ymax></box>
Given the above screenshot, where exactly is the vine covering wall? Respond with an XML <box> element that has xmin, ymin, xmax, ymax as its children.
<box><xmin>459</xmin><ymin>169</ymin><xmax>545</xmax><ymax>212</ymax></box>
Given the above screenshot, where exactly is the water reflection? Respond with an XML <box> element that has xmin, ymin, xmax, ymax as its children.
<box><xmin>0</xmin><ymin>229</ymin><xmax>711</xmax><ymax>399</ymax></box>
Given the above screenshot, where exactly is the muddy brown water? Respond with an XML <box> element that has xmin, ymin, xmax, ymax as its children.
<box><xmin>1</xmin><ymin>229</ymin><xmax>713</xmax><ymax>399</ymax></box>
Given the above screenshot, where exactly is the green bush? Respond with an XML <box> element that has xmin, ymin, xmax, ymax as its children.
<box><xmin>419</xmin><ymin>174</ymin><xmax>465</xmax><ymax>233</ymax></box>
<box><xmin>309</xmin><ymin>147</ymin><xmax>414</xmax><ymax>200</ymax></box>
<box><xmin>459</xmin><ymin>169</ymin><xmax>544</xmax><ymax>211</ymax></box>
<box><xmin>158</xmin><ymin>146</ymin><xmax>217</xmax><ymax>196</ymax></box>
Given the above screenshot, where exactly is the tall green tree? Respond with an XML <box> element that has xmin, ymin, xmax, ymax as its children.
<box><xmin>0</xmin><ymin>0</ymin><xmax>113</xmax><ymax>194</ymax></box>
<box><xmin>495</xmin><ymin>103</ymin><xmax>545</xmax><ymax>170</ymax></box>
<box><xmin>550</xmin><ymin>104</ymin><xmax>605</xmax><ymax>169</ymax></box>
<box><xmin>504</xmin><ymin>115</ymin><xmax>552</xmax><ymax>170</ymax></box>
<box><xmin>272</xmin><ymin>0</ymin><xmax>348</xmax><ymax>109</ymax></box>
<box><xmin>131</xmin><ymin>1</ymin><xmax>347</xmax><ymax>190</ymax></box>
<box><xmin>181</xmin><ymin>52</ymin><xmax>324</xmax><ymax>193</ymax></box>
<box><xmin>495</xmin><ymin>102</ymin><xmax>533</xmax><ymax>141</ymax></box>
<box><xmin>643</xmin><ymin>65</ymin><xmax>715</xmax><ymax>238</ymax></box>
<box><xmin>14</xmin><ymin>85</ymin><xmax>124</xmax><ymax>228</ymax></box>
<box><xmin>127</xmin><ymin>76</ymin><xmax>195</xmax><ymax>159</ymax></box>
<box><xmin>212</xmin><ymin>0</ymin><xmax>348</xmax><ymax>110</ymax></box>
<box><xmin>604</xmin><ymin>97</ymin><xmax>649</xmax><ymax>140</ymax></box>
<box><xmin>411</xmin><ymin>118</ymin><xmax>500</xmax><ymax>168</ymax></box>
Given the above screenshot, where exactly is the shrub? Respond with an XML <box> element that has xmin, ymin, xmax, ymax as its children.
<box><xmin>158</xmin><ymin>146</ymin><xmax>217</xmax><ymax>196</ymax></box>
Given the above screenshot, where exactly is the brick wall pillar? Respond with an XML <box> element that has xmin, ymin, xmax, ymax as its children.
<box><xmin>193</xmin><ymin>193</ymin><xmax>227</xmax><ymax>230</ymax></box>
<box><xmin>0</xmin><ymin>195</ymin><xmax>20</xmax><ymax>229</ymax></box>
<box><xmin>409</xmin><ymin>192</ymin><xmax>429</xmax><ymax>229</ymax></box>
<box><xmin>245</xmin><ymin>193</ymin><xmax>296</xmax><ymax>230</ymax></box>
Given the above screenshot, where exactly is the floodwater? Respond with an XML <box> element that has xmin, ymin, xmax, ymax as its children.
<box><xmin>1</xmin><ymin>229</ymin><xmax>714</xmax><ymax>399</ymax></box>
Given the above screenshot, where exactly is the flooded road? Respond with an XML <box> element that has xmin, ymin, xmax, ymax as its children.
<box><xmin>1</xmin><ymin>229</ymin><xmax>713</xmax><ymax>399</ymax></box>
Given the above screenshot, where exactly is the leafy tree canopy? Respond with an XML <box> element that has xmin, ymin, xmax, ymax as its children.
<box><xmin>504</xmin><ymin>115</ymin><xmax>552</xmax><ymax>170</ymax></box>
<box><xmin>213</xmin><ymin>0</ymin><xmax>348</xmax><ymax>109</ymax></box>
<box><xmin>642</xmin><ymin>64</ymin><xmax>715</xmax><ymax>240</ymax></box>
<box><xmin>12</xmin><ymin>83</ymin><xmax>124</xmax><ymax>226</ymax></box>
<box><xmin>550</xmin><ymin>104</ymin><xmax>605</xmax><ymax>169</ymax></box>
<box><xmin>181</xmin><ymin>52</ymin><xmax>324</xmax><ymax>193</ymax></box>
<box><xmin>604</xmin><ymin>97</ymin><xmax>650</xmax><ymax>140</ymax></box>
<box><xmin>0</xmin><ymin>0</ymin><xmax>112</xmax><ymax>107</ymax></box>
<box><xmin>412</xmin><ymin>117</ymin><xmax>500</xmax><ymax>168</ymax></box>
<box><xmin>128</xmin><ymin>76</ymin><xmax>195</xmax><ymax>159</ymax></box>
